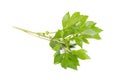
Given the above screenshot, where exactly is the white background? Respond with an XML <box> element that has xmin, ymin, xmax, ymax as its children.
<box><xmin>0</xmin><ymin>0</ymin><xmax>120</xmax><ymax>80</ymax></box>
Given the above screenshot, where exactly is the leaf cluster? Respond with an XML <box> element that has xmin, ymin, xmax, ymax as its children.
<box><xmin>14</xmin><ymin>12</ymin><xmax>102</xmax><ymax>70</ymax></box>
<box><xmin>50</xmin><ymin>12</ymin><xmax>102</xmax><ymax>70</ymax></box>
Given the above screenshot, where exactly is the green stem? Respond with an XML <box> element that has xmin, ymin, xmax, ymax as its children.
<box><xmin>13</xmin><ymin>26</ymin><xmax>52</xmax><ymax>41</ymax></box>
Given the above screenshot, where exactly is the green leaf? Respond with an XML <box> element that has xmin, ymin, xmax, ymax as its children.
<box><xmin>74</xmin><ymin>36</ymin><xmax>83</xmax><ymax>48</ymax></box>
<box><xmin>63</xmin><ymin>26</ymin><xmax>75</xmax><ymax>37</ymax></box>
<box><xmin>66</xmin><ymin>12</ymin><xmax>88</xmax><ymax>28</ymax></box>
<box><xmin>92</xmin><ymin>34</ymin><xmax>101</xmax><ymax>39</ymax></box>
<box><xmin>81</xmin><ymin>34</ymin><xmax>101</xmax><ymax>40</ymax></box>
<box><xmin>92</xmin><ymin>26</ymin><xmax>103</xmax><ymax>33</ymax></box>
<box><xmin>68</xmin><ymin>12</ymin><xmax>81</xmax><ymax>27</ymax></box>
<box><xmin>62</xmin><ymin>12</ymin><xmax>70</xmax><ymax>28</ymax></box>
<box><xmin>54</xmin><ymin>50</ymin><xmax>63</xmax><ymax>64</ymax></box>
<box><xmin>62</xmin><ymin>12</ymin><xmax>89</xmax><ymax>38</ymax></box>
<box><xmin>79</xmin><ymin>21</ymin><xmax>96</xmax><ymax>32</ymax></box>
<box><xmin>80</xmin><ymin>21</ymin><xmax>102</xmax><ymax>40</ymax></box>
<box><xmin>49</xmin><ymin>39</ymin><xmax>61</xmax><ymax>51</ymax></box>
<box><xmin>82</xmin><ymin>37</ymin><xmax>89</xmax><ymax>44</ymax></box>
<box><xmin>54</xmin><ymin>30</ymin><xmax>63</xmax><ymax>38</ymax></box>
<box><xmin>75</xmin><ymin>15</ymin><xmax>88</xmax><ymax>27</ymax></box>
<box><xmin>61</xmin><ymin>53</ymin><xmax>79</xmax><ymax>70</ymax></box>
<box><xmin>81</xmin><ymin>29</ymin><xmax>97</xmax><ymax>36</ymax></box>
<box><xmin>72</xmin><ymin>49</ymin><xmax>90</xmax><ymax>60</ymax></box>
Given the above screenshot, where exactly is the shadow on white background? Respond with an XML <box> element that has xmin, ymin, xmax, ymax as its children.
<box><xmin>0</xmin><ymin>0</ymin><xmax>120</xmax><ymax>80</ymax></box>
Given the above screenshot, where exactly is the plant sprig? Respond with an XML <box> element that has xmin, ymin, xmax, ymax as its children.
<box><xmin>14</xmin><ymin>12</ymin><xmax>103</xmax><ymax>70</ymax></box>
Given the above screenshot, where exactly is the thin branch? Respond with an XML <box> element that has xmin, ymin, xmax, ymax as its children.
<box><xmin>13</xmin><ymin>26</ymin><xmax>51</xmax><ymax>41</ymax></box>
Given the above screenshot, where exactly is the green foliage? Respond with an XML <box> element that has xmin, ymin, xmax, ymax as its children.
<box><xmin>14</xmin><ymin>11</ymin><xmax>102</xmax><ymax>70</ymax></box>
<box><xmin>71</xmin><ymin>49</ymin><xmax>90</xmax><ymax>60</ymax></box>
<box><xmin>50</xmin><ymin>12</ymin><xmax>102</xmax><ymax>70</ymax></box>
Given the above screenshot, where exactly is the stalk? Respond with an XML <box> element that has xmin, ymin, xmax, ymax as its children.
<box><xmin>13</xmin><ymin>26</ymin><xmax>52</xmax><ymax>41</ymax></box>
